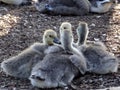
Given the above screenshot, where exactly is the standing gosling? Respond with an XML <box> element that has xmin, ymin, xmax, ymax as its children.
<box><xmin>1</xmin><ymin>29</ymin><xmax>60</xmax><ymax>78</ymax></box>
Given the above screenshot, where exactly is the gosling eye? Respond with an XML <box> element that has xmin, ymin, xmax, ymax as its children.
<box><xmin>64</xmin><ymin>27</ymin><xmax>67</xmax><ymax>29</ymax></box>
<box><xmin>49</xmin><ymin>35</ymin><xmax>53</xmax><ymax>38</ymax></box>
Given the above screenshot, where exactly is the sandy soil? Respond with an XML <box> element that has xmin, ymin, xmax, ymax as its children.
<box><xmin>0</xmin><ymin>1</ymin><xmax>120</xmax><ymax>90</ymax></box>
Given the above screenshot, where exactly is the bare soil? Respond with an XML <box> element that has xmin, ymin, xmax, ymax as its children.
<box><xmin>0</xmin><ymin>1</ymin><xmax>120</xmax><ymax>90</ymax></box>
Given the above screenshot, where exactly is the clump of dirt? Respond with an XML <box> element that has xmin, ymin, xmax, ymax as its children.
<box><xmin>0</xmin><ymin>2</ymin><xmax>120</xmax><ymax>90</ymax></box>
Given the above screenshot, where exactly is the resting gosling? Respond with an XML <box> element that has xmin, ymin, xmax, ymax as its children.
<box><xmin>76</xmin><ymin>22</ymin><xmax>107</xmax><ymax>50</ymax></box>
<box><xmin>1</xmin><ymin>29</ymin><xmax>60</xmax><ymax>78</ymax></box>
<box><xmin>32</xmin><ymin>0</ymin><xmax>116</xmax><ymax>16</ymax></box>
<box><xmin>90</xmin><ymin>0</ymin><xmax>117</xmax><ymax>13</ymax></box>
<box><xmin>0</xmin><ymin>0</ymin><xmax>31</xmax><ymax>5</ymax></box>
<box><xmin>29</xmin><ymin>22</ymin><xmax>87</xmax><ymax>89</ymax></box>
<box><xmin>74</xmin><ymin>22</ymin><xmax>118</xmax><ymax>74</ymax></box>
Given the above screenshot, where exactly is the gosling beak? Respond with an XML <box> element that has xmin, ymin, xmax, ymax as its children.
<box><xmin>53</xmin><ymin>38</ymin><xmax>61</xmax><ymax>44</ymax></box>
<box><xmin>30</xmin><ymin>75</ymin><xmax>45</xmax><ymax>81</ymax></box>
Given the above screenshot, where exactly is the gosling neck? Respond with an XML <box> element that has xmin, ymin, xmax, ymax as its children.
<box><xmin>77</xmin><ymin>25</ymin><xmax>89</xmax><ymax>46</ymax></box>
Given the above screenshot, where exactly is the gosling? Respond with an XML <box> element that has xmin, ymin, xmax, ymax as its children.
<box><xmin>90</xmin><ymin>0</ymin><xmax>117</xmax><ymax>13</ymax></box>
<box><xmin>75</xmin><ymin>22</ymin><xmax>118</xmax><ymax>74</ymax></box>
<box><xmin>32</xmin><ymin>0</ymin><xmax>116</xmax><ymax>16</ymax></box>
<box><xmin>29</xmin><ymin>22</ymin><xmax>87</xmax><ymax>89</ymax></box>
<box><xmin>1</xmin><ymin>29</ymin><xmax>60</xmax><ymax>78</ymax></box>
<box><xmin>0</xmin><ymin>0</ymin><xmax>31</xmax><ymax>5</ymax></box>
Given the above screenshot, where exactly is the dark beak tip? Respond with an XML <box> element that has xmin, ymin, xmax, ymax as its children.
<box><xmin>58</xmin><ymin>42</ymin><xmax>61</xmax><ymax>44</ymax></box>
<box><xmin>53</xmin><ymin>38</ymin><xmax>61</xmax><ymax>44</ymax></box>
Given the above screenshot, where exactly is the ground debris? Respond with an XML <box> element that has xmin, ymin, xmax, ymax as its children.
<box><xmin>0</xmin><ymin>2</ymin><xmax>120</xmax><ymax>90</ymax></box>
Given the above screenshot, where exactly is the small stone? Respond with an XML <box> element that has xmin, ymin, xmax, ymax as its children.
<box><xmin>89</xmin><ymin>80</ymin><xmax>93</xmax><ymax>83</ymax></box>
<box><xmin>29</xmin><ymin>26</ymin><xmax>32</xmax><ymax>28</ymax></box>
<box><xmin>90</xmin><ymin>23</ymin><xmax>96</xmax><ymax>27</ymax></box>
<box><xmin>53</xmin><ymin>26</ymin><xmax>57</xmax><ymax>29</ymax></box>
<box><xmin>94</xmin><ymin>38</ymin><xmax>100</xmax><ymax>41</ymax></box>
<box><xmin>102</xmin><ymin>34</ymin><xmax>106</xmax><ymax>36</ymax></box>
<box><xmin>96</xmin><ymin>16</ymin><xmax>101</xmax><ymax>18</ymax></box>
<box><xmin>99</xmin><ymin>78</ymin><xmax>103</xmax><ymax>81</ymax></box>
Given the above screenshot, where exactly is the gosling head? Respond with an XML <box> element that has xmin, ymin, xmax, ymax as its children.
<box><xmin>76</xmin><ymin>22</ymin><xmax>89</xmax><ymax>45</ymax></box>
<box><xmin>43</xmin><ymin>29</ymin><xmax>60</xmax><ymax>45</ymax></box>
<box><xmin>60</xmin><ymin>23</ymin><xmax>74</xmax><ymax>51</ymax></box>
<box><xmin>59</xmin><ymin>22</ymin><xmax>72</xmax><ymax>36</ymax></box>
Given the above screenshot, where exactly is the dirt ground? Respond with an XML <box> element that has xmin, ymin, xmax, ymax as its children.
<box><xmin>0</xmin><ymin>1</ymin><xmax>120</xmax><ymax>90</ymax></box>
